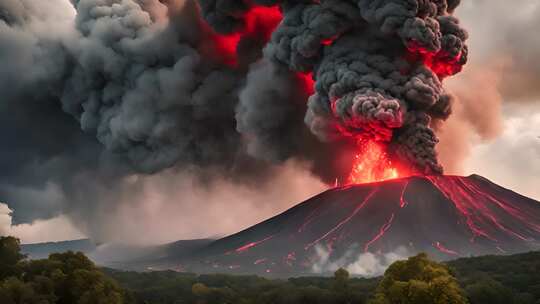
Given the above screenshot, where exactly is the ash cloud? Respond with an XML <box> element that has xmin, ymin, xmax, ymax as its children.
<box><xmin>2</xmin><ymin>0</ymin><xmax>536</xmax><ymax>246</ymax></box>
<box><xmin>0</xmin><ymin>0</ymin><xmax>335</xmax><ymax>242</ymax></box>
<box><xmin>0</xmin><ymin>0</ymin><xmax>498</xmax><ymax>245</ymax></box>
<box><xmin>201</xmin><ymin>0</ymin><xmax>469</xmax><ymax>174</ymax></box>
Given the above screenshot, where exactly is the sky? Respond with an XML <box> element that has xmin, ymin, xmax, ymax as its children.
<box><xmin>1</xmin><ymin>0</ymin><xmax>539</xmax><ymax>245</ymax></box>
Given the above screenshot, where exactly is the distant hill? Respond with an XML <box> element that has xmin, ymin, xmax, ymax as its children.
<box><xmin>21</xmin><ymin>238</ymin><xmax>214</xmax><ymax>271</ymax></box>
<box><xmin>448</xmin><ymin>251</ymin><xmax>540</xmax><ymax>292</ymax></box>
<box><xmin>21</xmin><ymin>239</ymin><xmax>96</xmax><ymax>259</ymax></box>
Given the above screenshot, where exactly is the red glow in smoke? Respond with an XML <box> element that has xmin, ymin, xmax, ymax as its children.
<box><xmin>297</xmin><ymin>72</ymin><xmax>315</xmax><ymax>95</ymax></box>
<box><xmin>347</xmin><ymin>140</ymin><xmax>403</xmax><ymax>185</ymax></box>
<box><xmin>204</xmin><ymin>5</ymin><xmax>282</xmax><ymax>66</ymax></box>
<box><xmin>406</xmin><ymin>42</ymin><xmax>463</xmax><ymax>79</ymax></box>
<box><xmin>321</xmin><ymin>34</ymin><xmax>339</xmax><ymax>46</ymax></box>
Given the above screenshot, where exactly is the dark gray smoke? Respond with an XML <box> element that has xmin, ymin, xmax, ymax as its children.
<box><xmin>0</xmin><ymin>0</ymin><xmax>341</xmax><ymax>239</ymax></box>
<box><xmin>201</xmin><ymin>0</ymin><xmax>468</xmax><ymax>174</ymax></box>
<box><xmin>0</xmin><ymin>0</ymin><xmax>468</xmax><ymax>240</ymax></box>
<box><xmin>61</xmin><ymin>0</ymin><xmax>249</xmax><ymax>173</ymax></box>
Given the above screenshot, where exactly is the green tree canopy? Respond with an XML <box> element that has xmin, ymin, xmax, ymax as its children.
<box><xmin>0</xmin><ymin>236</ymin><xmax>26</xmax><ymax>280</ymax></box>
<box><xmin>465</xmin><ymin>278</ymin><xmax>513</xmax><ymax>304</ymax></box>
<box><xmin>369</xmin><ymin>253</ymin><xmax>468</xmax><ymax>304</ymax></box>
<box><xmin>0</xmin><ymin>236</ymin><xmax>129</xmax><ymax>304</ymax></box>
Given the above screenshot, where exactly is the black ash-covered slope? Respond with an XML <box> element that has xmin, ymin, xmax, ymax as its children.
<box><xmin>169</xmin><ymin>174</ymin><xmax>540</xmax><ymax>275</ymax></box>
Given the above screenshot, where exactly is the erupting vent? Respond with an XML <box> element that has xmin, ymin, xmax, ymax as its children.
<box><xmin>199</xmin><ymin>0</ymin><xmax>470</xmax><ymax>177</ymax></box>
<box><xmin>347</xmin><ymin>140</ymin><xmax>402</xmax><ymax>185</ymax></box>
<box><xmin>156</xmin><ymin>174</ymin><xmax>540</xmax><ymax>276</ymax></box>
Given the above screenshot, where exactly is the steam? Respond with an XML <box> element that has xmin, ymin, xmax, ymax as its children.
<box><xmin>311</xmin><ymin>244</ymin><xmax>410</xmax><ymax>277</ymax></box>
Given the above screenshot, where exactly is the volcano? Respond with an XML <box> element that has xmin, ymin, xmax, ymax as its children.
<box><xmin>145</xmin><ymin>175</ymin><xmax>540</xmax><ymax>276</ymax></box>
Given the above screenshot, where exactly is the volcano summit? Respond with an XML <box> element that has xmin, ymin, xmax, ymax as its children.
<box><xmin>140</xmin><ymin>174</ymin><xmax>540</xmax><ymax>276</ymax></box>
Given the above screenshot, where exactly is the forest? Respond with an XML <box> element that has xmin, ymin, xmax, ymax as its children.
<box><xmin>1</xmin><ymin>236</ymin><xmax>539</xmax><ymax>303</ymax></box>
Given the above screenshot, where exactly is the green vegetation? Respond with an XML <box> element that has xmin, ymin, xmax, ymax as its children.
<box><xmin>448</xmin><ymin>251</ymin><xmax>540</xmax><ymax>304</ymax></box>
<box><xmin>369</xmin><ymin>253</ymin><xmax>467</xmax><ymax>304</ymax></box>
<box><xmin>107</xmin><ymin>268</ymin><xmax>379</xmax><ymax>304</ymax></box>
<box><xmin>108</xmin><ymin>252</ymin><xmax>540</xmax><ymax>304</ymax></box>
<box><xmin>0</xmin><ymin>236</ymin><xmax>132</xmax><ymax>304</ymax></box>
<box><xmin>4</xmin><ymin>235</ymin><xmax>540</xmax><ymax>303</ymax></box>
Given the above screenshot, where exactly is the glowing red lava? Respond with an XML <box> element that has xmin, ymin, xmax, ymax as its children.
<box><xmin>233</xmin><ymin>235</ymin><xmax>274</xmax><ymax>254</ymax></box>
<box><xmin>347</xmin><ymin>140</ymin><xmax>402</xmax><ymax>185</ymax></box>
<box><xmin>434</xmin><ymin>241</ymin><xmax>459</xmax><ymax>256</ymax></box>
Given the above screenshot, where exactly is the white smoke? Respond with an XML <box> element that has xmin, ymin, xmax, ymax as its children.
<box><xmin>311</xmin><ymin>244</ymin><xmax>410</xmax><ymax>277</ymax></box>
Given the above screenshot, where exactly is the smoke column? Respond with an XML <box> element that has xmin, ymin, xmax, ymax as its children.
<box><xmin>0</xmin><ymin>0</ymin><xmax>337</xmax><ymax>240</ymax></box>
<box><xmin>0</xmin><ymin>0</ymin><xmax>468</xmax><ymax>241</ymax></box>
<box><xmin>200</xmin><ymin>0</ymin><xmax>468</xmax><ymax>176</ymax></box>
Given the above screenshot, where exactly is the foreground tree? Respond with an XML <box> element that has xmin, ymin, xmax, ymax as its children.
<box><xmin>0</xmin><ymin>236</ymin><xmax>129</xmax><ymax>304</ymax></box>
<box><xmin>369</xmin><ymin>253</ymin><xmax>468</xmax><ymax>304</ymax></box>
<box><xmin>0</xmin><ymin>237</ymin><xmax>25</xmax><ymax>280</ymax></box>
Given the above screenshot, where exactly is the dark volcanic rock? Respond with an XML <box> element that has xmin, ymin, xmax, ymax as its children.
<box><xmin>162</xmin><ymin>175</ymin><xmax>540</xmax><ymax>276</ymax></box>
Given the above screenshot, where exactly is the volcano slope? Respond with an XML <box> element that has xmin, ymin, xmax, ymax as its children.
<box><xmin>164</xmin><ymin>175</ymin><xmax>540</xmax><ymax>276</ymax></box>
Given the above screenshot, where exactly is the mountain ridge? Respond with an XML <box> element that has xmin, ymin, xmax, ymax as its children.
<box><xmin>22</xmin><ymin>174</ymin><xmax>540</xmax><ymax>276</ymax></box>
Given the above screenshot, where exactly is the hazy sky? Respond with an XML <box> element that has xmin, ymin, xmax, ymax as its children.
<box><xmin>449</xmin><ymin>0</ymin><xmax>540</xmax><ymax>200</ymax></box>
<box><xmin>1</xmin><ymin>0</ymin><xmax>539</xmax><ymax>244</ymax></box>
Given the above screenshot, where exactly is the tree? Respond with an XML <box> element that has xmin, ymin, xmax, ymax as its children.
<box><xmin>192</xmin><ymin>282</ymin><xmax>211</xmax><ymax>298</ymax></box>
<box><xmin>0</xmin><ymin>236</ymin><xmax>130</xmax><ymax>304</ymax></box>
<box><xmin>333</xmin><ymin>268</ymin><xmax>350</xmax><ymax>292</ymax></box>
<box><xmin>332</xmin><ymin>267</ymin><xmax>352</xmax><ymax>303</ymax></box>
<box><xmin>0</xmin><ymin>236</ymin><xmax>25</xmax><ymax>280</ymax></box>
<box><xmin>464</xmin><ymin>278</ymin><xmax>513</xmax><ymax>304</ymax></box>
<box><xmin>369</xmin><ymin>253</ymin><xmax>468</xmax><ymax>304</ymax></box>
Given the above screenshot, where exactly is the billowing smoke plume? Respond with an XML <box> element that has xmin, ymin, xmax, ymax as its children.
<box><xmin>201</xmin><ymin>0</ymin><xmax>468</xmax><ymax>174</ymax></box>
<box><xmin>0</xmin><ymin>0</ymin><xmax>338</xmax><ymax>241</ymax></box>
<box><xmin>0</xmin><ymin>0</ymin><xmax>468</xmax><ymax>241</ymax></box>
<box><xmin>437</xmin><ymin>0</ymin><xmax>540</xmax><ymax>176</ymax></box>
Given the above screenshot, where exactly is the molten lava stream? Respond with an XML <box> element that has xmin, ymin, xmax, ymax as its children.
<box><xmin>347</xmin><ymin>140</ymin><xmax>402</xmax><ymax>185</ymax></box>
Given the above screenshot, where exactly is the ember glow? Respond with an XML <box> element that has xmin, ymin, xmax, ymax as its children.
<box><xmin>347</xmin><ymin>140</ymin><xmax>402</xmax><ymax>185</ymax></box>
<box><xmin>204</xmin><ymin>5</ymin><xmax>282</xmax><ymax>66</ymax></box>
<box><xmin>297</xmin><ymin>72</ymin><xmax>315</xmax><ymax>95</ymax></box>
<box><xmin>406</xmin><ymin>42</ymin><xmax>465</xmax><ymax>79</ymax></box>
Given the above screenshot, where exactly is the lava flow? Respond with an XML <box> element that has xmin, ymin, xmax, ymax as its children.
<box><xmin>161</xmin><ymin>174</ymin><xmax>540</xmax><ymax>276</ymax></box>
<box><xmin>347</xmin><ymin>140</ymin><xmax>402</xmax><ymax>185</ymax></box>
